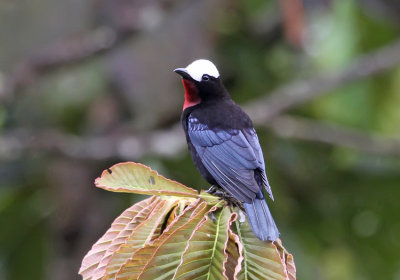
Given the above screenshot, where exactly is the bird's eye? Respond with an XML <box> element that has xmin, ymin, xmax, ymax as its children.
<box><xmin>202</xmin><ymin>75</ymin><xmax>210</xmax><ymax>81</ymax></box>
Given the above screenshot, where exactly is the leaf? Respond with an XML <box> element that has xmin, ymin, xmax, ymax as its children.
<box><xmin>198</xmin><ymin>190</ymin><xmax>221</xmax><ymax>205</ymax></box>
<box><xmin>275</xmin><ymin>239</ymin><xmax>296</xmax><ymax>280</ymax></box>
<box><xmin>115</xmin><ymin>200</ymin><xmax>209</xmax><ymax>280</ymax></box>
<box><xmin>101</xmin><ymin>197</ymin><xmax>179</xmax><ymax>279</ymax></box>
<box><xmin>223</xmin><ymin>213</ymin><xmax>243</xmax><ymax>280</ymax></box>
<box><xmin>235</xmin><ymin>210</ymin><xmax>294</xmax><ymax>280</ymax></box>
<box><xmin>285</xmin><ymin>254</ymin><xmax>296</xmax><ymax>280</ymax></box>
<box><xmin>91</xmin><ymin>197</ymin><xmax>164</xmax><ymax>280</ymax></box>
<box><xmin>80</xmin><ymin>162</ymin><xmax>296</xmax><ymax>280</ymax></box>
<box><xmin>79</xmin><ymin>196</ymin><xmax>158</xmax><ymax>280</ymax></box>
<box><xmin>95</xmin><ymin>162</ymin><xmax>199</xmax><ymax>198</ymax></box>
<box><xmin>173</xmin><ymin>206</ymin><xmax>232</xmax><ymax>280</ymax></box>
<box><xmin>136</xmin><ymin>202</ymin><xmax>214</xmax><ymax>280</ymax></box>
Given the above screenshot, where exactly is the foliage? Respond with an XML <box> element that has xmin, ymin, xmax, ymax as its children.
<box><xmin>79</xmin><ymin>162</ymin><xmax>295</xmax><ymax>280</ymax></box>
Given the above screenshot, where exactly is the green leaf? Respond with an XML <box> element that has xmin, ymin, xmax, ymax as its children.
<box><xmin>198</xmin><ymin>190</ymin><xmax>222</xmax><ymax>205</ymax></box>
<box><xmin>173</xmin><ymin>207</ymin><xmax>233</xmax><ymax>280</ymax></box>
<box><xmin>95</xmin><ymin>162</ymin><xmax>199</xmax><ymax>198</ymax></box>
<box><xmin>235</xmin><ymin>210</ymin><xmax>295</xmax><ymax>280</ymax></box>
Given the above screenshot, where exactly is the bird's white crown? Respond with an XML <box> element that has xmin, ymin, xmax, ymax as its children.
<box><xmin>185</xmin><ymin>59</ymin><xmax>220</xmax><ymax>82</ymax></box>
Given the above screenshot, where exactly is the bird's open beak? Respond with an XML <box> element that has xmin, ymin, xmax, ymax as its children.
<box><xmin>174</xmin><ymin>68</ymin><xmax>192</xmax><ymax>80</ymax></box>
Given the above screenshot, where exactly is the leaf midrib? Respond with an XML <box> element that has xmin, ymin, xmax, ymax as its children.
<box><xmin>206</xmin><ymin>210</ymin><xmax>224</xmax><ymax>280</ymax></box>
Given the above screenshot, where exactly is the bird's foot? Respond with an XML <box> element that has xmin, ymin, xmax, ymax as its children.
<box><xmin>226</xmin><ymin>197</ymin><xmax>245</xmax><ymax>211</ymax></box>
<box><xmin>206</xmin><ymin>185</ymin><xmax>218</xmax><ymax>194</ymax></box>
<box><xmin>206</xmin><ymin>186</ymin><xmax>244</xmax><ymax>211</ymax></box>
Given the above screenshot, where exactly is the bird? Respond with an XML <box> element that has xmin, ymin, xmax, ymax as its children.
<box><xmin>174</xmin><ymin>59</ymin><xmax>279</xmax><ymax>242</ymax></box>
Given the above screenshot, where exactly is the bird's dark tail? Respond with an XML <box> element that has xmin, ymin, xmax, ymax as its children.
<box><xmin>243</xmin><ymin>192</ymin><xmax>279</xmax><ymax>242</ymax></box>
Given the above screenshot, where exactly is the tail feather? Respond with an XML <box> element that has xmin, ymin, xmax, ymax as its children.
<box><xmin>243</xmin><ymin>193</ymin><xmax>279</xmax><ymax>241</ymax></box>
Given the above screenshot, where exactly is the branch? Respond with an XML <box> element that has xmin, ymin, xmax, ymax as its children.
<box><xmin>2</xmin><ymin>35</ymin><xmax>400</xmax><ymax>160</ymax></box>
<box><xmin>0</xmin><ymin>0</ymin><xmax>182</xmax><ymax>104</ymax></box>
<box><xmin>0</xmin><ymin>27</ymin><xmax>130</xmax><ymax>104</ymax></box>
<box><xmin>247</xmin><ymin>38</ymin><xmax>400</xmax><ymax>122</ymax></box>
<box><xmin>0</xmin><ymin>125</ymin><xmax>186</xmax><ymax>161</ymax></box>
<box><xmin>267</xmin><ymin>115</ymin><xmax>400</xmax><ymax>156</ymax></box>
<box><xmin>2</xmin><ymin>115</ymin><xmax>400</xmax><ymax>161</ymax></box>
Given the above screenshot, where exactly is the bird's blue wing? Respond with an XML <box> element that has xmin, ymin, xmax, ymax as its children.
<box><xmin>188</xmin><ymin>115</ymin><xmax>273</xmax><ymax>203</ymax></box>
<box><xmin>241</xmin><ymin>125</ymin><xmax>273</xmax><ymax>199</ymax></box>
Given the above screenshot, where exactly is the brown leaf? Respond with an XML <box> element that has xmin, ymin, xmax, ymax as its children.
<box><xmin>135</xmin><ymin>201</ymin><xmax>212</xmax><ymax>280</ymax></box>
<box><xmin>101</xmin><ymin>197</ymin><xmax>179</xmax><ymax>279</ymax></box>
<box><xmin>223</xmin><ymin>212</ymin><xmax>243</xmax><ymax>280</ymax></box>
<box><xmin>115</xmin><ymin>200</ymin><xmax>208</xmax><ymax>279</ymax></box>
<box><xmin>79</xmin><ymin>196</ymin><xmax>158</xmax><ymax>280</ymax></box>
<box><xmin>80</xmin><ymin>162</ymin><xmax>296</xmax><ymax>280</ymax></box>
<box><xmin>275</xmin><ymin>239</ymin><xmax>297</xmax><ymax>280</ymax></box>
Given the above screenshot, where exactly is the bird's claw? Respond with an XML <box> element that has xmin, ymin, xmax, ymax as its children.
<box><xmin>206</xmin><ymin>185</ymin><xmax>244</xmax><ymax>211</ymax></box>
<box><xmin>206</xmin><ymin>185</ymin><xmax>218</xmax><ymax>194</ymax></box>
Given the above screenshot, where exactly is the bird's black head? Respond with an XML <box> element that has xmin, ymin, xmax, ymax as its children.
<box><xmin>174</xmin><ymin>59</ymin><xmax>229</xmax><ymax>110</ymax></box>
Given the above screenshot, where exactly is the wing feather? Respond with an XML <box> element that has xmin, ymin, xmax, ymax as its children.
<box><xmin>188</xmin><ymin>115</ymin><xmax>273</xmax><ymax>202</ymax></box>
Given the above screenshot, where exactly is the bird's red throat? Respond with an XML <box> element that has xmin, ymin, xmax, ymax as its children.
<box><xmin>182</xmin><ymin>79</ymin><xmax>201</xmax><ymax>110</ymax></box>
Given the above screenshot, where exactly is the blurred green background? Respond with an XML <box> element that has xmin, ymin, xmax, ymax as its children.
<box><xmin>1</xmin><ymin>0</ymin><xmax>400</xmax><ymax>279</ymax></box>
